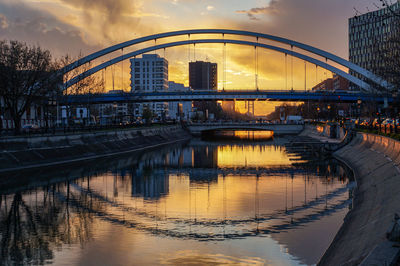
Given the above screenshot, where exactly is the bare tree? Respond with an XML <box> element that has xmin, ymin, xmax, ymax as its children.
<box><xmin>58</xmin><ymin>54</ymin><xmax>105</xmax><ymax>125</ymax></box>
<box><xmin>0</xmin><ymin>40</ymin><xmax>60</xmax><ymax>134</ymax></box>
<box><xmin>60</xmin><ymin>53</ymin><xmax>104</xmax><ymax>95</ymax></box>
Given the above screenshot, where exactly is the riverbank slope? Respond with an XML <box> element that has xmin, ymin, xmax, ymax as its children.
<box><xmin>0</xmin><ymin>125</ymin><xmax>190</xmax><ymax>173</ymax></box>
<box><xmin>319</xmin><ymin>132</ymin><xmax>400</xmax><ymax>265</ymax></box>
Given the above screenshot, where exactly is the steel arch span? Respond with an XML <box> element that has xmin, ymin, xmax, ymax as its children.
<box><xmin>61</xmin><ymin>29</ymin><xmax>391</xmax><ymax>92</ymax></box>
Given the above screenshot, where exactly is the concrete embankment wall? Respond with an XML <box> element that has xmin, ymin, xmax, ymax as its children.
<box><xmin>315</xmin><ymin>123</ymin><xmax>346</xmax><ymax>140</ymax></box>
<box><xmin>319</xmin><ymin>132</ymin><xmax>400</xmax><ymax>265</ymax></box>
<box><xmin>0</xmin><ymin>125</ymin><xmax>190</xmax><ymax>173</ymax></box>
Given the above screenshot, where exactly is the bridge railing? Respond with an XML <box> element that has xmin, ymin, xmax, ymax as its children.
<box><xmin>188</xmin><ymin>121</ymin><xmax>304</xmax><ymax>125</ymax></box>
<box><xmin>356</xmin><ymin>123</ymin><xmax>400</xmax><ymax>135</ymax></box>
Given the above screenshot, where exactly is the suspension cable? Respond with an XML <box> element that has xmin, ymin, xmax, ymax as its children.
<box><xmin>285</xmin><ymin>53</ymin><xmax>288</xmax><ymax>91</ymax></box>
<box><xmin>325</xmin><ymin>57</ymin><xmax>328</xmax><ymax>82</ymax></box>
<box><xmin>291</xmin><ymin>45</ymin><xmax>294</xmax><ymax>90</ymax></box>
<box><xmin>104</xmin><ymin>64</ymin><xmax>106</xmax><ymax>93</ymax></box>
<box><xmin>304</xmin><ymin>60</ymin><xmax>307</xmax><ymax>91</ymax></box>
<box><xmin>121</xmin><ymin>48</ymin><xmax>124</xmax><ymax>91</ymax></box>
<box><xmin>223</xmin><ymin>33</ymin><xmax>226</xmax><ymax>91</ymax></box>
<box><xmin>255</xmin><ymin>46</ymin><xmax>257</xmax><ymax>91</ymax></box>
<box><xmin>256</xmin><ymin>37</ymin><xmax>259</xmax><ymax>91</ymax></box>
<box><xmin>188</xmin><ymin>34</ymin><xmax>191</xmax><ymax>62</ymax></box>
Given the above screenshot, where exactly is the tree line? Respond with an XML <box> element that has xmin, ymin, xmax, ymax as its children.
<box><xmin>0</xmin><ymin>40</ymin><xmax>104</xmax><ymax>134</ymax></box>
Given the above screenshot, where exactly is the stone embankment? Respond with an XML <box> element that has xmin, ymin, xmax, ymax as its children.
<box><xmin>319</xmin><ymin>132</ymin><xmax>400</xmax><ymax>265</ymax></box>
<box><xmin>0</xmin><ymin>125</ymin><xmax>190</xmax><ymax>173</ymax></box>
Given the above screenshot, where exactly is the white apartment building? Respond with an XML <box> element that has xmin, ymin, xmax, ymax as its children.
<box><xmin>168</xmin><ymin>81</ymin><xmax>192</xmax><ymax>120</ymax></box>
<box><xmin>130</xmin><ymin>54</ymin><xmax>169</xmax><ymax>119</ymax></box>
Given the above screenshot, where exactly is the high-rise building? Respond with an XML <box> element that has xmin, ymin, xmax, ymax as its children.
<box><xmin>348</xmin><ymin>1</ymin><xmax>400</xmax><ymax>84</ymax></box>
<box><xmin>189</xmin><ymin>61</ymin><xmax>218</xmax><ymax>90</ymax></box>
<box><xmin>130</xmin><ymin>54</ymin><xmax>168</xmax><ymax>92</ymax></box>
<box><xmin>130</xmin><ymin>54</ymin><xmax>169</xmax><ymax>119</ymax></box>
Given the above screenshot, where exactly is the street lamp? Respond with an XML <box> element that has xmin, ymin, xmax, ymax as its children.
<box><xmin>357</xmin><ymin>99</ymin><xmax>362</xmax><ymax>125</ymax></box>
<box><xmin>327</xmin><ymin>105</ymin><xmax>331</xmax><ymax>121</ymax></box>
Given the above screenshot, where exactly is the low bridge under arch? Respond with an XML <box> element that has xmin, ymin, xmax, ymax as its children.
<box><xmin>187</xmin><ymin>122</ymin><xmax>304</xmax><ymax>136</ymax></box>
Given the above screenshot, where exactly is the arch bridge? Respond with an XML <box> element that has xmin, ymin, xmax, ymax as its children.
<box><xmin>61</xmin><ymin>29</ymin><xmax>393</xmax><ymax>94</ymax></box>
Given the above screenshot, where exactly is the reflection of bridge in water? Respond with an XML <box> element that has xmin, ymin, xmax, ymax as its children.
<box><xmin>153</xmin><ymin>167</ymin><xmax>309</xmax><ymax>178</ymax></box>
<box><xmin>49</xmin><ymin>180</ymin><xmax>354</xmax><ymax>241</ymax></box>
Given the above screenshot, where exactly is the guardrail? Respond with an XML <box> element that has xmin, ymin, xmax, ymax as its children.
<box><xmin>356</xmin><ymin>123</ymin><xmax>400</xmax><ymax>135</ymax></box>
<box><xmin>0</xmin><ymin>122</ymin><xmax>179</xmax><ymax>137</ymax></box>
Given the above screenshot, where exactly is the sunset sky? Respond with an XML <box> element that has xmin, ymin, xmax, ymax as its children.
<box><xmin>0</xmin><ymin>0</ymin><xmax>382</xmax><ymax>115</ymax></box>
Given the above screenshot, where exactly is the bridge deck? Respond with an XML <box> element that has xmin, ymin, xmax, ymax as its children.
<box><xmin>61</xmin><ymin>91</ymin><xmax>392</xmax><ymax>104</ymax></box>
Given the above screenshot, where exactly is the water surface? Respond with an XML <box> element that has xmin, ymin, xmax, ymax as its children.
<box><xmin>0</xmin><ymin>134</ymin><xmax>353</xmax><ymax>265</ymax></box>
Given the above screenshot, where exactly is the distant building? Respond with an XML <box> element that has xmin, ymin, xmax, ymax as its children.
<box><xmin>312</xmin><ymin>74</ymin><xmax>349</xmax><ymax>91</ymax></box>
<box><xmin>98</xmin><ymin>90</ymin><xmax>130</xmax><ymax>124</ymax></box>
<box><xmin>349</xmin><ymin>1</ymin><xmax>400</xmax><ymax>84</ymax></box>
<box><xmin>1</xmin><ymin>97</ymin><xmax>45</xmax><ymax>129</ymax></box>
<box><xmin>221</xmin><ymin>101</ymin><xmax>236</xmax><ymax>112</ymax></box>
<box><xmin>130</xmin><ymin>54</ymin><xmax>169</xmax><ymax>118</ymax></box>
<box><xmin>189</xmin><ymin>61</ymin><xmax>218</xmax><ymax>90</ymax></box>
<box><xmin>332</xmin><ymin>74</ymin><xmax>349</xmax><ymax>91</ymax></box>
<box><xmin>312</xmin><ymin>78</ymin><xmax>334</xmax><ymax>91</ymax></box>
<box><xmin>168</xmin><ymin>81</ymin><xmax>192</xmax><ymax>120</ymax></box>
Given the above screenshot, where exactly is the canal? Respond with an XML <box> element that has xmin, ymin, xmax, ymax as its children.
<box><xmin>0</xmin><ymin>131</ymin><xmax>354</xmax><ymax>265</ymax></box>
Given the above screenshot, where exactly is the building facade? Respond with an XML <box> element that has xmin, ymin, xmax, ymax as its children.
<box><xmin>1</xmin><ymin>97</ymin><xmax>45</xmax><ymax>129</ymax></box>
<box><xmin>130</xmin><ymin>54</ymin><xmax>168</xmax><ymax>92</ymax></box>
<box><xmin>189</xmin><ymin>61</ymin><xmax>218</xmax><ymax>90</ymax></box>
<box><xmin>312</xmin><ymin>74</ymin><xmax>349</xmax><ymax>92</ymax></box>
<box><xmin>349</xmin><ymin>1</ymin><xmax>400</xmax><ymax>84</ymax></box>
<box><xmin>168</xmin><ymin>81</ymin><xmax>192</xmax><ymax>120</ymax></box>
<box><xmin>130</xmin><ymin>54</ymin><xmax>169</xmax><ymax>119</ymax></box>
<box><xmin>98</xmin><ymin>90</ymin><xmax>130</xmax><ymax>124</ymax></box>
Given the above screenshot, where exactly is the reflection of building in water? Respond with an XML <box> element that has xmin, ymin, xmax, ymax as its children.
<box><xmin>164</xmin><ymin>147</ymin><xmax>193</xmax><ymax>168</ymax></box>
<box><xmin>131</xmin><ymin>171</ymin><xmax>169</xmax><ymax>200</ymax></box>
<box><xmin>193</xmin><ymin>146</ymin><xmax>218</xmax><ymax>168</ymax></box>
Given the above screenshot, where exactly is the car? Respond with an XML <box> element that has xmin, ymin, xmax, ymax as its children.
<box><xmin>382</xmin><ymin>118</ymin><xmax>394</xmax><ymax>125</ymax></box>
<box><xmin>22</xmin><ymin>124</ymin><xmax>40</xmax><ymax>133</ymax></box>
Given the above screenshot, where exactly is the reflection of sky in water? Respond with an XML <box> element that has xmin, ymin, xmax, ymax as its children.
<box><xmin>0</xmin><ymin>140</ymin><xmax>353</xmax><ymax>266</ymax></box>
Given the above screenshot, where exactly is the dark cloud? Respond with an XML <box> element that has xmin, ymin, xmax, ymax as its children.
<box><xmin>58</xmin><ymin>0</ymin><xmax>140</xmax><ymax>41</ymax></box>
<box><xmin>236</xmin><ymin>0</ymin><xmax>279</xmax><ymax>20</ymax></box>
<box><xmin>235</xmin><ymin>0</ymin><xmax>378</xmax><ymax>58</ymax></box>
<box><xmin>59</xmin><ymin>0</ymin><xmax>136</xmax><ymax>23</ymax></box>
<box><xmin>0</xmin><ymin>1</ymin><xmax>101</xmax><ymax>58</ymax></box>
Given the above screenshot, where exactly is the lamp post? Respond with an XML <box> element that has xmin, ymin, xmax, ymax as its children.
<box><xmin>327</xmin><ymin>104</ymin><xmax>331</xmax><ymax>121</ymax></box>
<box><xmin>357</xmin><ymin>98</ymin><xmax>362</xmax><ymax>126</ymax></box>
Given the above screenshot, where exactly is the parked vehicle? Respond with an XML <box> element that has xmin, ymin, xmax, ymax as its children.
<box><xmin>382</xmin><ymin>118</ymin><xmax>394</xmax><ymax>125</ymax></box>
<box><xmin>22</xmin><ymin>124</ymin><xmax>40</xmax><ymax>133</ymax></box>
